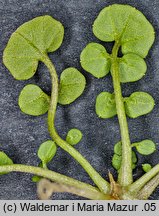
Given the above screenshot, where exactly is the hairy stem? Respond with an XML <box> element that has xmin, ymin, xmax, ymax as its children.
<box><xmin>42</xmin><ymin>55</ymin><xmax>110</xmax><ymax>194</ymax></box>
<box><xmin>137</xmin><ymin>172</ymin><xmax>159</xmax><ymax>200</ymax></box>
<box><xmin>111</xmin><ymin>42</ymin><xmax>132</xmax><ymax>186</ymax></box>
<box><xmin>128</xmin><ymin>164</ymin><xmax>159</xmax><ymax>193</ymax></box>
<box><xmin>0</xmin><ymin>164</ymin><xmax>108</xmax><ymax>200</ymax></box>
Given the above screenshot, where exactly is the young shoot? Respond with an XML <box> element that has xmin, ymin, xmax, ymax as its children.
<box><xmin>1</xmin><ymin>4</ymin><xmax>159</xmax><ymax>200</ymax></box>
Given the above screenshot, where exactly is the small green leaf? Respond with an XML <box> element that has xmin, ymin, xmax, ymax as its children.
<box><xmin>133</xmin><ymin>140</ymin><xmax>156</xmax><ymax>155</ymax></box>
<box><xmin>142</xmin><ymin>163</ymin><xmax>152</xmax><ymax>172</ymax></box>
<box><xmin>32</xmin><ymin>175</ymin><xmax>42</xmax><ymax>183</ymax></box>
<box><xmin>112</xmin><ymin>142</ymin><xmax>137</xmax><ymax>171</ymax></box>
<box><xmin>58</xmin><ymin>68</ymin><xmax>86</xmax><ymax>105</ymax></box>
<box><xmin>114</xmin><ymin>142</ymin><xmax>122</xmax><ymax>155</ymax></box>
<box><xmin>119</xmin><ymin>54</ymin><xmax>147</xmax><ymax>83</ymax></box>
<box><xmin>66</xmin><ymin>128</ymin><xmax>83</xmax><ymax>145</ymax></box>
<box><xmin>3</xmin><ymin>15</ymin><xmax>64</xmax><ymax>80</ymax></box>
<box><xmin>38</xmin><ymin>140</ymin><xmax>57</xmax><ymax>165</ymax></box>
<box><xmin>132</xmin><ymin>151</ymin><xmax>137</xmax><ymax>164</ymax></box>
<box><xmin>96</xmin><ymin>92</ymin><xmax>116</xmax><ymax>118</ymax></box>
<box><xmin>112</xmin><ymin>152</ymin><xmax>137</xmax><ymax>171</ymax></box>
<box><xmin>0</xmin><ymin>151</ymin><xmax>13</xmax><ymax>175</ymax></box>
<box><xmin>112</xmin><ymin>154</ymin><xmax>121</xmax><ymax>170</ymax></box>
<box><xmin>80</xmin><ymin>43</ymin><xmax>111</xmax><ymax>78</ymax></box>
<box><xmin>124</xmin><ymin>92</ymin><xmax>155</xmax><ymax>118</ymax></box>
<box><xmin>93</xmin><ymin>4</ymin><xmax>155</xmax><ymax>58</ymax></box>
<box><xmin>18</xmin><ymin>84</ymin><xmax>50</xmax><ymax>116</ymax></box>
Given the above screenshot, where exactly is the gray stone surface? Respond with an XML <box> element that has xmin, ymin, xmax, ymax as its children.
<box><xmin>0</xmin><ymin>0</ymin><xmax>159</xmax><ymax>199</ymax></box>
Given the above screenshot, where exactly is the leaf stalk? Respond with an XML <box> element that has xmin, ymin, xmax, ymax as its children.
<box><xmin>137</xmin><ymin>172</ymin><xmax>159</xmax><ymax>200</ymax></box>
<box><xmin>111</xmin><ymin>42</ymin><xmax>133</xmax><ymax>186</ymax></box>
<box><xmin>0</xmin><ymin>164</ymin><xmax>109</xmax><ymax>200</ymax></box>
<box><xmin>128</xmin><ymin>164</ymin><xmax>159</xmax><ymax>193</ymax></box>
<box><xmin>42</xmin><ymin>55</ymin><xmax>110</xmax><ymax>194</ymax></box>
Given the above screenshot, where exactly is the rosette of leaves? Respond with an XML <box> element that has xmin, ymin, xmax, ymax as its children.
<box><xmin>2</xmin><ymin>4</ymin><xmax>159</xmax><ymax>200</ymax></box>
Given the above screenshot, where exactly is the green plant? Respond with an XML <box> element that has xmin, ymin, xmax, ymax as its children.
<box><xmin>1</xmin><ymin>4</ymin><xmax>159</xmax><ymax>200</ymax></box>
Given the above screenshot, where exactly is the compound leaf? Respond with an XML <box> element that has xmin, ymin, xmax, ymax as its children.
<box><xmin>3</xmin><ymin>15</ymin><xmax>64</xmax><ymax>80</ymax></box>
<box><xmin>66</xmin><ymin>128</ymin><xmax>83</xmax><ymax>145</ymax></box>
<box><xmin>38</xmin><ymin>140</ymin><xmax>57</xmax><ymax>165</ymax></box>
<box><xmin>93</xmin><ymin>4</ymin><xmax>155</xmax><ymax>58</ymax></box>
<box><xmin>0</xmin><ymin>151</ymin><xmax>13</xmax><ymax>175</ymax></box>
<box><xmin>80</xmin><ymin>43</ymin><xmax>111</xmax><ymax>78</ymax></box>
<box><xmin>96</xmin><ymin>92</ymin><xmax>116</xmax><ymax>118</ymax></box>
<box><xmin>58</xmin><ymin>68</ymin><xmax>86</xmax><ymax>105</ymax></box>
<box><xmin>119</xmin><ymin>54</ymin><xmax>147</xmax><ymax>83</ymax></box>
<box><xmin>124</xmin><ymin>92</ymin><xmax>155</xmax><ymax>118</ymax></box>
<box><xmin>133</xmin><ymin>140</ymin><xmax>156</xmax><ymax>155</ymax></box>
<box><xmin>18</xmin><ymin>84</ymin><xmax>50</xmax><ymax>116</ymax></box>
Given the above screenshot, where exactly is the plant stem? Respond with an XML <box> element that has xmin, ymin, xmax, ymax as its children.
<box><xmin>128</xmin><ymin>164</ymin><xmax>159</xmax><ymax>193</ymax></box>
<box><xmin>111</xmin><ymin>42</ymin><xmax>132</xmax><ymax>186</ymax></box>
<box><xmin>37</xmin><ymin>179</ymin><xmax>113</xmax><ymax>200</ymax></box>
<box><xmin>137</xmin><ymin>172</ymin><xmax>159</xmax><ymax>200</ymax></box>
<box><xmin>42</xmin><ymin>55</ymin><xmax>110</xmax><ymax>194</ymax></box>
<box><xmin>0</xmin><ymin>164</ymin><xmax>109</xmax><ymax>200</ymax></box>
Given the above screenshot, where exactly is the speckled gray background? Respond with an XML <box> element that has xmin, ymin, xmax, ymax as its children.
<box><xmin>0</xmin><ymin>0</ymin><xmax>159</xmax><ymax>200</ymax></box>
